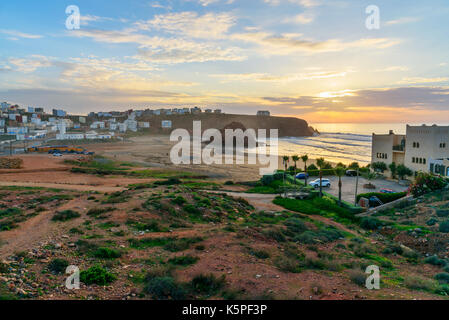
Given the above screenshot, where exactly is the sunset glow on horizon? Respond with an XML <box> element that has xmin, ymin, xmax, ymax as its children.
<box><xmin>1</xmin><ymin>0</ymin><xmax>448</xmax><ymax>123</ymax></box>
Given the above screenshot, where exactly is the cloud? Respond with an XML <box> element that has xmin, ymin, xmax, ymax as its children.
<box><xmin>397</xmin><ymin>77</ymin><xmax>448</xmax><ymax>84</ymax></box>
<box><xmin>198</xmin><ymin>0</ymin><xmax>219</xmax><ymax>6</ymax></box>
<box><xmin>262</xmin><ymin>86</ymin><xmax>449</xmax><ymax>112</ymax></box>
<box><xmin>375</xmin><ymin>66</ymin><xmax>409</xmax><ymax>72</ymax></box>
<box><xmin>211</xmin><ymin>70</ymin><xmax>349</xmax><ymax>83</ymax></box>
<box><xmin>134</xmin><ymin>11</ymin><xmax>235</xmax><ymax>39</ymax></box>
<box><xmin>231</xmin><ymin>31</ymin><xmax>400</xmax><ymax>54</ymax></box>
<box><xmin>264</xmin><ymin>0</ymin><xmax>320</xmax><ymax>7</ymax></box>
<box><xmin>284</xmin><ymin>13</ymin><xmax>315</xmax><ymax>24</ymax></box>
<box><xmin>0</xmin><ymin>29</ymin><xmax>43</xmax><ymax>39</ymax></box>
<box><xmin>385</xmin><ymin>17</ymin><xmax>421</xmax><ymax>26</ymax></box>
<box><xmin>7</xmin><ymin>55</ymin><xmax>53</xmax><ymax>73</ymax></box>
<box><xmin>70</xmin><ymin>28</ymin><xmax>245</xmax><ymax>64</ymax></box>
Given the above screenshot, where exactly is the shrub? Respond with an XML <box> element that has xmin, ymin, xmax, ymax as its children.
<box><xmin>172</xmin><ymin>196</ymin><xmax>187</xmax><ymax>206</ymax></box>
<box><xmin>93</xmin><ymin>247</ymin><xmax>122</xmax><ymax>259</ymax></box>
<box><xmin>154</xmin><ymin>178</ymin><xmax>181</xmax><ymax>186</ymax></box>
<box><xmin>404</xmin><ymin>276</ymin><xmax>437</xmax><ymax>292</ymax></box>
<box><xmin>80</xmin><ymin>265</ymin><xmax>116</xmax><ymax>285</ymax></box>
<box><xmin>435</xmin><ymin>272</ymin><xmax>449</xmax><ymax>284</ymax></box>
<box><xmin>168</xmin><ymin>255</ymin><xmax>199</xmax><ymax>266</ymax></box>
<box><xmin>356</xmin><ymin>192</ymin><xmax>407</xmax><ymax>204</ymax></box>
<box><xmin>190</xmin><ymin>274</ymin><xmax>226</xmax><ymax>295</ymax></box>
<box><xmin>184</xmin><ymin>204</ymin><xmax>201</xmax><ymax>216</ymax></box>
<box><xmin>409</xmin><ymin>173</ymin><xmax>448</xmax><ymax>197</ymax></box>
<box><xmin>249</xmin><ymin>249</ymin><xmax>270</xmax><ymax>259</ymax></box>
<box><xmin>48</xmin><ymin>258</ymin><xmax>69</xmax><ymax>274</ymax></box>
<box><xmin>382</xmin><ymin>243</ymin><xmax>403</xmax><ymax>255</ymax></box>
<box><xmin>284</xmin><ymin>218</ymin><xmax>308</xmax><ymax>234</ymax></box>
<box><xmin>144</xmin><ymin>277</ymin><xmax>186</xmax><ymax>300</ymax></box>
<box><xmin>163</xmin><ymin>237</ymin><xmax>203</xmax><ymax>252</ymax></box>
<box><xmin>0</xmin><ymin>208</ymin><xmax>22</xmax><ymax>217</ymax></box>
<box><xmin>87</xmin><ymin>207</ymin><xmax>114</xmax><ymax>217</ymax></box>
<box><xmin>426</xmin><ymin>218</ymin><xmax>438</xmax><ymax>226</ymax></box>
<box><xmin>348</xmin><ymin>269</ymin><xmax>366</xmax><ymax>287</ymax></box>
<box><xmin>439</xmin><ymin>220</ymin><xmax>449</xmax><ymax>233</ymax></box>
<box><xmin>262</xmin><ymin>228</ymin><xmax>286</xmax><ymax>242</ymax></box>
<box><xmin>424</xmin><ymin>255</ymin><xmax>447</xmax><ymax>267</ymax></box>
<box><xmin>51</xmin><ymin>210</ymin><xmax>80</xmax><ymax>222</ymax></box>
<box><xmin>360</xmin><ymin>217</ymin><xmax>382</xmax><ymax>230</ymax></box>
<box><xmin>437</xmin><ymin>209</ymin><xmax>449</xmax><ymax>217</ymax></box>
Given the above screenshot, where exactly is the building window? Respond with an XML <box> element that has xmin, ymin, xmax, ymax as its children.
<box><xmin>440</xmin><ymin>143</ymin><xmax>447</xmax><ymax>148</ymax></box>
<box><xmin>412</xmin><ymin>157</ymin><xmax>415</xmax><ymax>163</ymax></box>
<box><xmin>423</xmin><ymin>158</ymin><xmax>426</xmax><ymax>164</ymax></box>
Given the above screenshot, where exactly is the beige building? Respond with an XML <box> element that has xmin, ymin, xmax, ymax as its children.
<box><xmin>372</xmin><ymin>124</ymin><xmax>449</xmax><ymax>176</ymax></box>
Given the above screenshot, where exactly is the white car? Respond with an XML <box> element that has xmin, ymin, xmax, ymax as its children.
<box><xmin>309</xmin><ymin>178</ymin><xmax>331</xmax><ymax>188</ymax></box>
<box><xmin>52</xmin><ymin>153</ymin><xmax>63</xmax><ymax>157</ymax></box>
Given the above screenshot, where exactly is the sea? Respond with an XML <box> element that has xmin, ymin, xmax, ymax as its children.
<box><xmin>277</xmin><ymin>123</ymin><xmax>449</xmax><ymax>165</ymax></box>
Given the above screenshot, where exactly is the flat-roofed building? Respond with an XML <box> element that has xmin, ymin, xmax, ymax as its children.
<box><xmin>371</xmin><ymin>125</ymin><xmax>449</xmax><ymax>176</ymax></box>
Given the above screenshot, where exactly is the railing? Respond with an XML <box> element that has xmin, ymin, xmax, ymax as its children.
<box><xmin>393</xmin><ymin>145</ymin><xmax>405</xmax><ymax>151</ymax></box>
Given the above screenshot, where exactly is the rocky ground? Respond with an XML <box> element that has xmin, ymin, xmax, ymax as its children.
<box><xmin>1</xmin><ymin>154</ymin><xmax>449</xmax><ymax>300</ymax></box>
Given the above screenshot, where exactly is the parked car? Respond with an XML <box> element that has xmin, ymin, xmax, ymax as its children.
<box><xmin>52</xmin><ymin>153</ymin><xmax>63</xmax><ymax>157</ymax></box>
<box><xmin>295</xmin><ymin>173</ymin><xmax>309</xmax><ymax>179</ymax></box>
<box><xmin>380</xmin><ymin>188</ymin><xmax>395</xmax><ymax>194</ymax></box>
<box><xmin>309</xmin><ymin>178</ymin><xmax>331</xmax><ymax>188</ymax></box>
<box><xmin>345</xmin><ymin>170</ymin><xmax>358</xmax><ymax>177</ymax></box>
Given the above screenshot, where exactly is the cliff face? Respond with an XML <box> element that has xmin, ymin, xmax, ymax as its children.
<box><xmin>138</xmin><ymin>114</ymin><xmax>314</xmax><ymax>137</ymax></box>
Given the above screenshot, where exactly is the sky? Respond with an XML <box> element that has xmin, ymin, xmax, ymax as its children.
<box><xmin>0</xmin><ymin>0</ymin><xmax>448</xmax><ymax>123</ymax></box>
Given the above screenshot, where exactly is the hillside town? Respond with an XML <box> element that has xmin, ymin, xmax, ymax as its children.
<box><xmin>1</xmin><ymin>101</ymin><xmax>273</xmax><ymax>155</ymax></box>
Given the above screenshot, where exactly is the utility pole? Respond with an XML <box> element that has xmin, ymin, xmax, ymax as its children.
<box><xmin>354</xmin><ymin>168</ymin><xmax>359</xmax><ymax>206</ymax></box>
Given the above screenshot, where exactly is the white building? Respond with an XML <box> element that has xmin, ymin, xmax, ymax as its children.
<box><xmin>161</xmin><ymin>120</ymin><xmax>172</xmax><ymax>129</ymax></box>
<box><xmin>372</xmin><ymin>124</ymin><xmax>449</xmax><ymax>177</ymax></box>
<box><xmin>118</xmin><ymin>123</ymin><xmax>127</xmax><ymax>133</ymax></box>
<box><xmin>138</xmin><ymin>121</ymin><xmax>150</xmax><ymax>128</ymax></box>
<box><xmin>257</xmin><ymin>110</ymin><xmax>270</xmax><ymax>116</ymax></box>
<box><xmin>90</xmin><ymin>121</ymin><xmax>105</xmax><ymax>129</ymax></box>
<box><xmin>56</xmin><ymin>133</ymin><xmax>85</xmax><ymax>140</ymax></box>
<box><xmin>124</xmin><ymin>119</ymin><xmax>138</xmax><ymax>132</ymax></box>
<box><xmin>7</xmin><ymin>127</ymin><xmax>28</xmax><ymax>135</ymax></box>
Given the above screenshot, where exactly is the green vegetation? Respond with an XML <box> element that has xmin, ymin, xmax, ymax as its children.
<box><xmin>273</xmin><ymin>196</ymin><xmax>359</xmax><ymax>224</ymax></box>
<box><xmin>48</xmin><ymin>258</ymin><xmax>69</xmax><ymax>274</ymax></box>
<box><xmin>168</xmin><ymin>255</ymin><xmax>199</xmax><ymax>266</ymax></box>
<box><xmin>80</xmin><ymin>265</ymin><xmax>116</xmax><ymax>285</ymax></box>
<box><xmin>51</xmin><ymin>210</ymin><xmax>81</xmax><ymax>222</ymax></box>
<box><xmin>93</xmin><ymin>247</ymin><xmax>122</xmax><ymax>259</ymax></box>
<box><xmin>440</xmin><ymin>220</ymin><xmax>449</xmax><ymax>233</ymax></box>
<box><xmin>356</xmin><ymin>192</ymin><xmax>407</xmax><ymax>204</ymax></box>
<box><xmin>144</xmin><ymin>277</ymin><xmax>186</xmax><ymax>300</ymax></box>
<box><xmin>190</xmin><ymin>274</ymin><xmax>226</xmax><ymax>296</ymax></box>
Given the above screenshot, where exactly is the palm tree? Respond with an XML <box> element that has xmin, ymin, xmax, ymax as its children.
<box><xmin>301</xmin><ymin>154</ymin><xmax>309</xmax><ymax>186</ymax></box>
<box><xmin>282</xmin><ymin>155</ymin><xmax>289</xmax><ymax>196</ymax></box>
<box><xmin>316</xmin><ymin>157</ymin><xmax>326</xmax><ymax>197</ymax></box>
<box><xmin>335</xmin><ymin>166</ymin><xmax>346</xmax><ymax>206</ymax></box>
<box><xmin>291</xmin><ymin>155</ymin><xmax>299</xmax><ymax>188</ymax></box>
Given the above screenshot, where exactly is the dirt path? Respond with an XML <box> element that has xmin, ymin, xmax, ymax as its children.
<box><xmin>0</xmin><ymin>199</ymin><xmax>80</xmax><ymax>258</ymax></box>
<box><xmin>204</xmin><ymin>190</ymin><xmax>359</xmax><ymax>236</ymax></box>
<box><xmin>0</xmin><ymin>181</ymin><xmax>124</xmax><ymax>193</ymax></box>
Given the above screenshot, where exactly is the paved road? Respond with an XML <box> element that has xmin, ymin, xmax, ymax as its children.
<box><xmin>306</xmin><ymin>175</ymin><xmax>409</xmax><ymax>204</ymax></box>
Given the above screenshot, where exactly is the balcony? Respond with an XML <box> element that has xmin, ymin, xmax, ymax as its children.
<box><xmin>393</xmin><ymin>145</ymin><xmax>405</xmax><ymax>152</ymax></box>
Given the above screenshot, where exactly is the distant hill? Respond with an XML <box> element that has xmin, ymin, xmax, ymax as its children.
<box><xmin>137</xmin><ymin>113</ymin><xmax>315</xmax><ymax>137</ymax></box>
